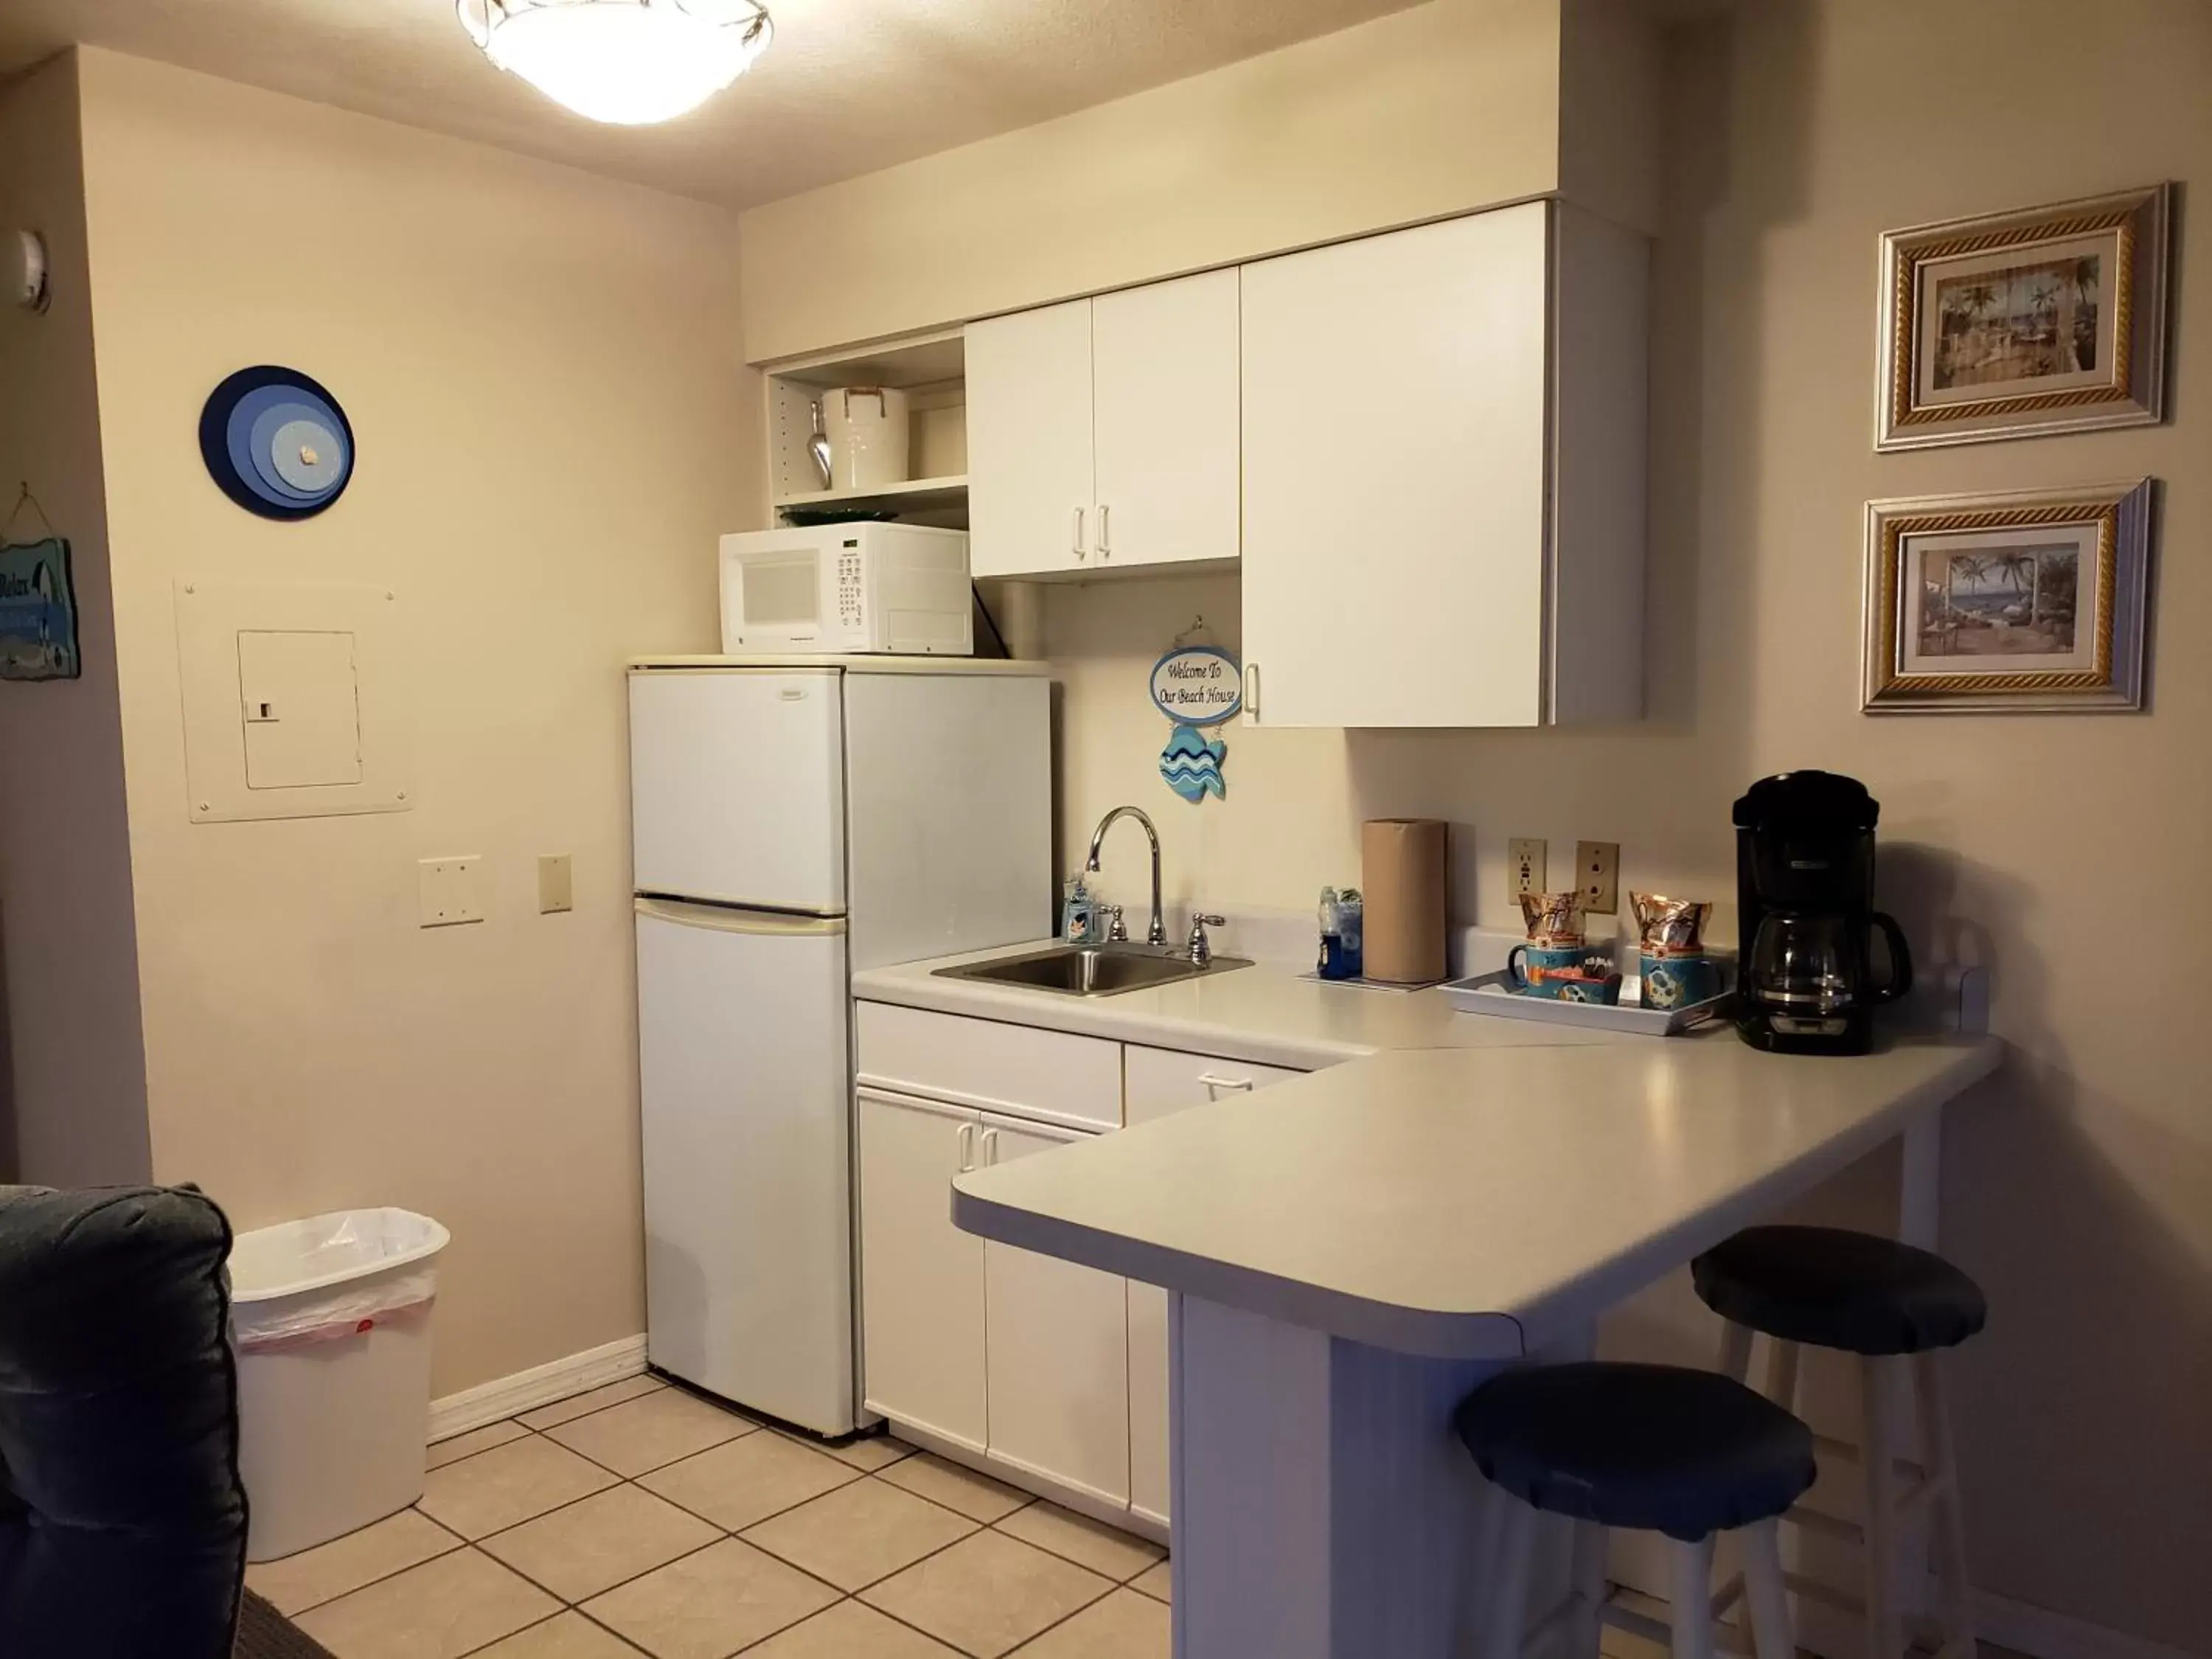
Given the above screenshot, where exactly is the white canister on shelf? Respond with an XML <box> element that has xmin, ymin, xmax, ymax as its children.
<box><xmin>821</xmin><ymin>386</ymin><xmax>911</xmax><ymax>491</ymax></box>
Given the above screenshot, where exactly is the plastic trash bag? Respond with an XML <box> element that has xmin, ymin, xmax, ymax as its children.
<box><xmin>230</xmin><ymin>1270</ymin><xmax>439</xmax><ymax>1354</ymax></box>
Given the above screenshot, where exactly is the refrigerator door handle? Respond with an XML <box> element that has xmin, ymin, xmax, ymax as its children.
<box><xmin>633</xmin><ymin>896</ymin><xmax>847</xmax><ymax>936</ymax></box>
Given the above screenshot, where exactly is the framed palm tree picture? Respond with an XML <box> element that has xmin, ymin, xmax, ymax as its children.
<box><xmin>1876</xmin><ymin>184</ymin><xmax>2170</xmax><ymax>450</ymax></box>
<box><xmin>1862</xmin><ymin>480</ymin><xmax>2152</xmax><ymax>713</ymax></box>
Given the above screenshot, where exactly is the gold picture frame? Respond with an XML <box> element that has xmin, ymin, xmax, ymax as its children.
<box><xmin>1876</xmin><ymin>184</ymin><xmax>2171</xmax><ymax>451</ymax></box>
<box><xmin>1862</xmin><ymin>480</ymin><xmax>2152</xmax><ymax>714</ymax></box>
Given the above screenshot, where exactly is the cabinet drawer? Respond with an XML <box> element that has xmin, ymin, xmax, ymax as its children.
<box><xmin>1123</xmin><ymin>1044</ymin><xmax>1305</xmax><ymax>1127</ymax></box>
<box><xmin>856</xmin><ymin>1001</ymin><xmax>1123</xmax><ymax>1130</ymax></box>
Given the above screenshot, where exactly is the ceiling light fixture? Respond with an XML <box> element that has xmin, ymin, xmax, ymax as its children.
<box><xmin>457</xmin><ymin>0</ymin><xmax>772</xmax><ymax>126</ymax></box>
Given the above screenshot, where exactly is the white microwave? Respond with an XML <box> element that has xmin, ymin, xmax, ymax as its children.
<box><xmin>718</xmin><ymin>523</ymin><xmax>973</xmax><ymax>655</ymax></box>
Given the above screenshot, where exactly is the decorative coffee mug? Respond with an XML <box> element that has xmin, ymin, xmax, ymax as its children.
<box><xmin>1638</xmin><ymin>952</ymin><xmax>1729</xmax><ymax>1010</ymax></box>
<box><xmin>1508</xmin><ymin>942</ymin><xmax>1599</xmax><ymax>1000</ymax></box>
<box><xmin>1554</xmin><ymin>973</ymin><xmax>1624</xmax><ymax>1006</ymax></box>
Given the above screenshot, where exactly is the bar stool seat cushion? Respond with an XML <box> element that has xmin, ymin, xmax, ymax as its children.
<box><xmin>1692</xmin><ymin>1225</ymin><xmax>1987</xmax><ymax>1356</ymax></box>
<box><xmin>1454</xmin><ymin>1362</ymin><xmax>1816</xmax><ymax>1543</ymax></box>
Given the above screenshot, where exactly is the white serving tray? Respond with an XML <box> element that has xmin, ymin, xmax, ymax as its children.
<box><xmin>1440</xmin><ymin>970</ymin><xmax>1733</xmax><ymax>1037</ymax></box>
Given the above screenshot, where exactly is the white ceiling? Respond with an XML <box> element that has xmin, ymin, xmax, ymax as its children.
<box><xmin>0</xmin><ymin>0</ymin><xmax>1430</xmax><ymax>209</ymax></box>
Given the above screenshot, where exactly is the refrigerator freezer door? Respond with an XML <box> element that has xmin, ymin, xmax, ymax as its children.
<box><xmin>635</xmin><ymin>897</ymin><xmax>856</xmax><ymax>1433</ymax></box>
<box><xmin>843</xmin><ymin>672</ymin><xmax>1052</xmax><ymax>970</ymax></box>
<box><xmin>630</xmin><ymin>669</ymin><xmax>846</xmax><ymax>911</ymax></box>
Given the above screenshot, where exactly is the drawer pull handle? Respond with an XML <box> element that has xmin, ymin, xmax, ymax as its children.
<box><xmin>1199</xmin><ymin>1073</ymin><xmax>1256</xmax><ymax>1098</ymax></box>
<box><xmin>956</xmin><ymin>1122</ymin><xmax>976</xmax><ymax>1174</ymax></box>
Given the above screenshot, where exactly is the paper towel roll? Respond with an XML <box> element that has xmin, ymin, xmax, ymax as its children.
<box><xmin>1361</xmin><ymin>818</ymin><xmax>1448</xmax><ymax>985</ymax></box>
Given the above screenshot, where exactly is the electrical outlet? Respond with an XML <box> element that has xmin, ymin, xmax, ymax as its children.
<box><xmin>1507</xmin><ymin>838</ymin><xmax>1548</xmax><ymax>900</ymax></box>
<box><xmin>1574</xmin><ymin>841</ymin><xmax>1619</xmax><ymax>915</ymax></box>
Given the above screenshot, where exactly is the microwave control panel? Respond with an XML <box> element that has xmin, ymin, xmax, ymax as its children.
<box><xmin>837</xmin><ymin>540</ymin><xmax>864</xmax><ymax>630</ymax></box>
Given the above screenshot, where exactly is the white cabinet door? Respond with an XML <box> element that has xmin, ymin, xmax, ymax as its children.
<box><xmin>1240</xmin><ymin>204</ymin><xmax>1552</xmax><ymax>727</ymax></box>
<box><xmin>1091</xmin><ymin>269</ymin><xmax>1241</xmax><ymax>572</ymax></box>
<box><xmin>981</xmin><ymin>1113</ymin><xmax>1130</xmax><ymax>1506</ymax></box>
<box><xmin>857</xmin><ymin>1089</ymin><xmax>987</xmax><ymax>1452</ymax></box>
<box><xmin>1122</xmin><ymin>1047</ymin><xmax>1305</xmax><ymax>1525</ymax></box>
<box><xmin>967</xmin><ymin>299</ymin><xmax>1096</xmax><ymax>578</ymax></box>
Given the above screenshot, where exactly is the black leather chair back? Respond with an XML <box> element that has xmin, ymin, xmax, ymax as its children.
<box><xmin>0</xmin><ymin>1184</ymin><xmax>248</xmax><ymax>1658</ymax></box>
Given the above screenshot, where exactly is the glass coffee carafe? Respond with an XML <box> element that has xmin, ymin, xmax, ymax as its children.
<box><xmin>1746</xmin><ymin>908</ymin><xmax>1912</xmax><ymax>1029</ymax></box>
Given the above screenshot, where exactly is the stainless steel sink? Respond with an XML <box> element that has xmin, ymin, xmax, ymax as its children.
<box><xmin>934</xmin><ymin>943</ymin><xmax>1252</xmax><ymax>998</ymax></box>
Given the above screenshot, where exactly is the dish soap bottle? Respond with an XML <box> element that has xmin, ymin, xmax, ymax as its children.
<box><xmin>1317</xmin><ymin>886</ymin><xmax>1345</xmax><ymax>979</ymax></box>
<box><xmin>1338</xmin><ymin>888</ymin><xmax>1364</xmax><ymax>981</ymax></box>
<box><xmin>1062</xmin><ymin>876</ymin><xmax>1098</xmax><ymax>945</ymax></box>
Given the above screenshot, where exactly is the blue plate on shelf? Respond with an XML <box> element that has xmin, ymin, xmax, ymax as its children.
<box><xmin>199</xmin><ymin>366</ymin><xmax>355</xmax><ymax>521</ymax></box>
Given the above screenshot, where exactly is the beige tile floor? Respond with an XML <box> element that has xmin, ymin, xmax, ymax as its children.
<box><xmin>249</xmin><ymin>1374</ymin><xmax>1169</xmax><ymax>1659</ymax></box>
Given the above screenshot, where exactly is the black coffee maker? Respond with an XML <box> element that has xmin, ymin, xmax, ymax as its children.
<box><xmin>1733</xmin><ymin>771</ymin><xmax>1912</xmax><ymax>1055</ymax></box>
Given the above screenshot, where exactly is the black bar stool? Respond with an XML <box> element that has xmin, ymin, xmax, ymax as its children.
<box><xmin>1454</xmin><ymin>1361</ymin><xmax>1816</xmax><ymax>1659</ymax></box>
<box><xmin>1692</xmin><ymin>1225</ymin><xmax>1986</xmax><ymax>1659</ymax></box>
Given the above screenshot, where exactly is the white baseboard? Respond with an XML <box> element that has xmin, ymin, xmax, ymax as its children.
<box><xmin>1973</xmin><ymin>1585</ymin><xmax>2199</xmax><ymax>1659</ymax></box>
<box><xmin>428</xmin><ymin>1334</ymin><xmax>648</xmax><ymax>1441</ymax></box>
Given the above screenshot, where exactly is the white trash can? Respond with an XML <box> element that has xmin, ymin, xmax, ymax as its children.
<box><xmin>229</xmin><ymin>1208</ymin><xmax>451</xmax><ymax>1562</ymax></box>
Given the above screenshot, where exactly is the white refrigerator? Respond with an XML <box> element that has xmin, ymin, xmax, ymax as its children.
<box><xmin>628</xmin><ymin>659</ymin><xmax>1051</xmax><ymax>1436</ymax></box>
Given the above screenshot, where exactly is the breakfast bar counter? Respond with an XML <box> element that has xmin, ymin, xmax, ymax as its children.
<box><xmin>950</xmin><ymin>1032</ymin><xmax>2001</xmax><ymax>1658</ymax></box>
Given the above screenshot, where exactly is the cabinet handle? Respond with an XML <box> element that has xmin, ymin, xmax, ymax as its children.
<box><xmin>1243</xmin><ymin>662</ymin><xmax>1260</xmax><ymax>723</ymax></box>
<box><xmin>956</xmin><ymin>1121</ymin><xmax>976</xmax><ymax>1174</ymax></box>
<box><xmin>981</xmin><ymin>1127</ymin><xmax>1001</xmax><ymax>1166</ymax></box>
<box><xmin>1199</xmin><ymin>1073</ymin><xmax>1256</xmax><ymax>1099</ymax></box>
<box><xmin>1072</xmin><ymin>507</ymin><xmax>1087</xmax><ymax>561</ymax></box>
<box><xmin>1098</xmin><ymin>503</ymin><xmax>1111</xmax><ymax>559</ymax></box>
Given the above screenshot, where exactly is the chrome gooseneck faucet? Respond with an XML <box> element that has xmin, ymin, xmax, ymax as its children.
<box><xmin>1085</xmin><ymin>805</ymin><xmax>1166</xmax><ymax>946</ymax></box>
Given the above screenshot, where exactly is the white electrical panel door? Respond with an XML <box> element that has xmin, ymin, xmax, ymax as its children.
<box><xmin>175</xmin><ymin>580</ymin><xmax>409</xmax><ymax>821</ymax></box>
<box><xmin>981</xmin><ymin>1113</ymin><xmax>1131</xmax><ymax>1507</ymax></box>
<box><xmin>237</xmin><ymin>630</ymin><xmax>363</xmax><ymax>789</ymax></box>
<box><xmin>628</xmin><ymin>669</ymin><xmax>846</xmax><ymax>911</ymax></box>
<box><xmin>636</xmin><ymin>900</ymin><xmax>856</xmax><ymax>1435</ymax></box>
<box><xmin>1091</xmin><ymin>268</ymin><xmax>1242</xmax><ymax>571</ymax></box>
<box><xmin>843</xmin><ymin>672</ymin><xmax>1051</xmax><ymax>970</ymax></box>
<box><xmin>856</xmin><ymin>1088</ymin><xmax>988</xmax><ymax>1451</ymax></box>
<box><xmin>1241</xmin><ymin>204</ymin><xmax>1552</xmax><ymax>727</ymax></box>
<box><xmin>966</xmin><ymin>298</ymin><xmax>1096</xmax><ymax>578</ymax></box>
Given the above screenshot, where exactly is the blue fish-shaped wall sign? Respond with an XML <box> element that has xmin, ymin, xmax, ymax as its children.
<box><xmin>1159</xmin><ymin>723</ymin><xmax>1227</xmax><ymax>802</ymax></box>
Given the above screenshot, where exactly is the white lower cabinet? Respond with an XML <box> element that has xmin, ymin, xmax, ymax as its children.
<box><xmin>855</xmin><ymin>1089</ymin><xmax>987</xmax><ymax>1451</ymax></box>
<box><xmin>1123</xmin><ymin>1046</ymin><xmax>1305</xmax><ymax>1525</ymax></box>
<box><xmin>981</xmin><ymin>1113</ymin><xmax>1132</xmax><ymax>1506</ymax></box>
<box><xmin>855</xmin><ymin>1011</ymin><xmax>1309</xmax><ymax>1532</ymax></box>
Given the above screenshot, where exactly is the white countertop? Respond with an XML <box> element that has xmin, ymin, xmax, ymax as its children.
<box><xmin>952</xmin><ymin>1034</ymin><xmax>2001</xmax><ymax>1359</ymax></box>
<box><xmin>852</xmin><ymin>943</ymin><xmax>1627</xmax><ymax>1071</ymax></box>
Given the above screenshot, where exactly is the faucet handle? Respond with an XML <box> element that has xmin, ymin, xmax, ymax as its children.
<box><xmin>1104</xmin><ymin>904</ymin><xmax>1127</xmax><ymax>943</ymax></box>
<box><xmin>1186</xmin><ymin>913</ymin><xmax>1227</xmax><ymax>967</ymax></box>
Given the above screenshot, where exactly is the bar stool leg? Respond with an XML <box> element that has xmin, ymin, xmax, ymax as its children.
<box><xmin>1765</xmin><ymin>1339</ymin><xmax>1801</xmax><ymax>1413</ymax></box>
<box><xmin>1739</xmin><ymin>1519</ymin><xmax>1795</xmax><ymax>1659</ymax></box>
<box><xmin>1719</xmin><ymin>1319</ymin><xmax>1754</xmax><ymax>1385</ymax></box>
<box><xmin>1480</xmin><ymin>1496</ymin><xmax>1536</xmax><ymax>1659</ymax></box>
<box><xmin>1857</xmin><ymin>1355</ymin><xmax>1905</xmax><ymax>1659</ymax></box>
<box><xmin>1913</xmin><ymin>1352</ymin><xmax>1976</xmax><ymax>1653</ymax></box>
<box><xmin>1667</xmin><ymin>1534</ymin><xmax>1719</xmax><ymax>1659</ymax></box>
<box><xmin>1567</xmin><ymin>1519</ymin><xmax>1606</xmax><ymax>1659</ymax></box>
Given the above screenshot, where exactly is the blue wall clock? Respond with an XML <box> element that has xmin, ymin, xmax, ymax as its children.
<box><xmin>199</xmin><ymin>366</ymin><xmax>355</xmax><ymax>521</ymax></box>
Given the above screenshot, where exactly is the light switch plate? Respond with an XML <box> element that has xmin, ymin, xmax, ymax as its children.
<box><xmin>1507</xmin><ymin>838</ymin><xmax>1548</xmax><ymax>900</ymax></box>
<box><xmin>1574</xmin><ymin>841</ymin><xmax>1620</xmax><ymax>915</ymax></box>
<box><xmin>537</xmin><ymin>853</ymin><xmax>574</xmax><ymax>915</ymax></box>
<box><xmin>418</xmin><ymin>856</ymin><xmax>484</xmax><ymax>927</ymax></box>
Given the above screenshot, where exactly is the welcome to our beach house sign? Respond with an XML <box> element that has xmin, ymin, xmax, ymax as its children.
<box><xmin>1150</xmin><ymin>645</ymin><xmax>1239</xmax><ymax>802</ymax></box>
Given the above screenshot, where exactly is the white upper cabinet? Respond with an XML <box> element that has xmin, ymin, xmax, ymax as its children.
<box><xmin>1091</xmin><ymin>270</ymin><xmax>1242</xmax><ymax>572</ymax></box>
<box><xmin>1240</xmin><ymin>201</ymin><xmax>1648</xmax><ymax>728</ymax></box>
<box><xmin>968</xmin><ymin>273</ymin><xmax>1240</xmax><ymax>578</ymax></box>
<box><xmin>967</xmin><ymin>298</ymin><xmax>1096</xmax><ymax>578</ymax></box>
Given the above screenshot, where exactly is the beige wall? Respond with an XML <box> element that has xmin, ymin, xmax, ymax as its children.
<box><xmin>737</xmin><ymin>0</ymin><xmax>1579</xmax><ymax>361</ymax></box>
<box><xmin>72</xmin><ymin>49</ymin><xmax>757</xmax><ymax>1393</ymax></box>
<box><xmin>1038</xmin><ymin>1</ymin><xmax>2211</xmax><ymax>1641</ymax></box>
<box><xmin>0</xmin><ymin>53</ymin><xmax>152</xmax><ymax>1187</ymax></box>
